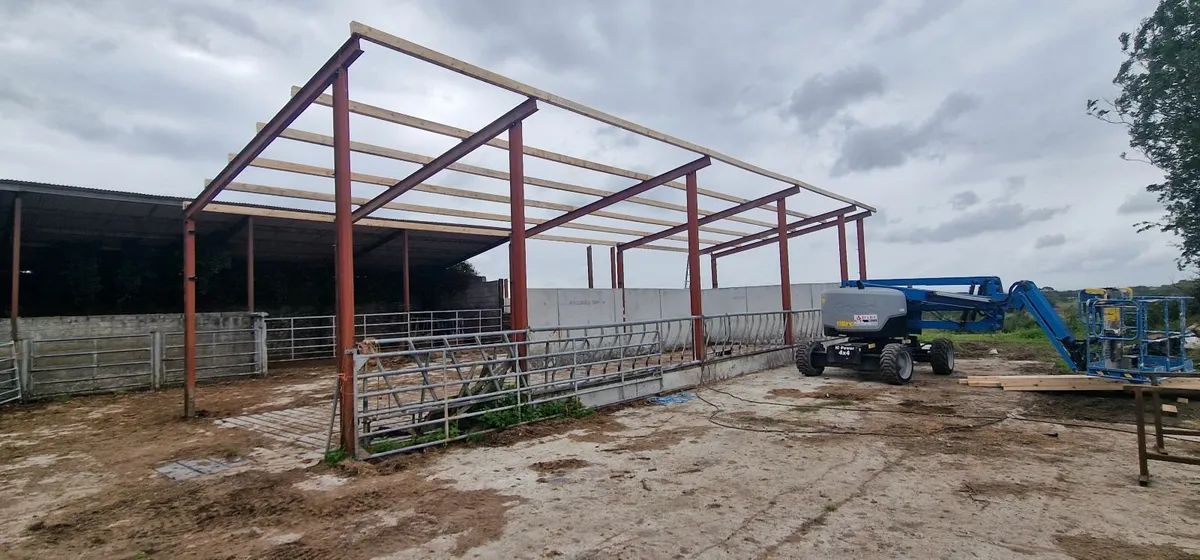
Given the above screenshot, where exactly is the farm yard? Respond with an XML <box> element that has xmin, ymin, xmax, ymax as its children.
<box><xmin>2</xmin><ymin>349</ymin><xmax>1199</xmax><ymax>559</ymax></box>
<box><xmin>3</xmin><ymin>2</ymin><xmax>1200</xmax><ymax>559</ymax></box>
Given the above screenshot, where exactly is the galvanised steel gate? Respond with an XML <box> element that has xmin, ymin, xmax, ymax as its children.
<box><xmin>0</xmin><ymin>341</ymin><xmax>18</xmax><ymax>405</ymax></box>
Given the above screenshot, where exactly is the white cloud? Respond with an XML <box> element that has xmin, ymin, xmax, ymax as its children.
<box><xmin>0</xmin><ymin>0</ymin><xmax>1186</xmax><ymax>291</ymax></box>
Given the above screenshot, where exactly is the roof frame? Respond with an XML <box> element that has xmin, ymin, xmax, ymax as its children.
<box><xmin>525</xmin><ymin>156</ymin><xmax>711</xmax><ymax>238</ymax></box>
<box><xmin>351</xmin><ymin>98</ymin><xmax>538</xmax><ymax>222</ymax></box>
<box><xmin>349</xmin><ymin>21</ymin><xmax>876</xmax><ymax>212</ymax></box>
<box><xmin>712</xmin><ymin>211</ymin><xmax>872</xmax><ymax>259</ymax></box>
<box><xmin>271</xmin><ymin>123</ymin><xmax>776</xmax><ymax>228</ymax></box>
<box><xmin>619</xmin><ymin>187</ymin><xmax>798</xmax><ymax>252</ymax></box>
<box><xmin>185</xmin><ymin>35</ymin><xmax>363</xmax><ymax>218</ymax></box>
<box><xmin>700</xmin><ymin>204</ymin><xmax>859</xmax><ymax>256</ymax></box>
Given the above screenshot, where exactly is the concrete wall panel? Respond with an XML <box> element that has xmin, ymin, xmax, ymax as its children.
<box><xmin>527</xmin><ymin>289</ymin><xmax>560</xmax><ymax>328</ymax></box>
<box><xmin>745</xmin><ymin>286</ymin><xmax>783</xmax><ymax>313</ymax></box>
<box><xmin>555</xmin><ymin>289</ymin><xmax>619</xmax><ymax>327</ymax></box>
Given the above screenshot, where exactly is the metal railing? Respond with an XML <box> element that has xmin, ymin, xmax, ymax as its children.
<box><xmin>27</xmin><ymin>333</ymin><xmax>156</xmax><ymax>397</ymax></box>
<box><xmin>704</xmin><ymin>309</ymin><xmax>824</xmax><ymax>360</ymax></box>
<box><xmin>0</xmin><ymin>341</ymin><xmax>19</xmax><ymax>405</ymax></box>
<box><xmin>163</xmin><ymin>328</ymin><xmax>265</xmax><ymax>386</ymax></box>
<box><xmin>10</xmin><ymin>326</ymin><xmax>266</xmax><ymax>401</ymax></box>
<box><xmin>349</xmin><ymin>325</ymin><xmax>666</xmax><ymax>459</ymax></box>
<box><xmin>342</xmin><ymin>309</ymin><xmax>830</xmax><ymax>459</ymax></box>
<box><xmin>266</xmin><ymin>309</ymin><xmax>504</xmax><ymax>362</ymax></box>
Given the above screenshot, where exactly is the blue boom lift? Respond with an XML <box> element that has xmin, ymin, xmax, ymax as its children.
<box><xmin>794</xmin><ymin>276</ymin><xmax>1194</xmax><ymax>385</ymax></box>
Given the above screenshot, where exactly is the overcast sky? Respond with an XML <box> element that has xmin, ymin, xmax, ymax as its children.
<box><xmin>0</xmin><ymin>0</ymin><xmax>1183</xmax><ymax>291</ymax></box>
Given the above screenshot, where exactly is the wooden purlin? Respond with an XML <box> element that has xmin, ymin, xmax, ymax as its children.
<box><xmin>272</xmin><ymin>124</ymin><xmax>775</xmax><ymax>229</ymax></box>
<box><xmin>303</xmin><ymin>90</ymin><xmax>815</xmax><ymax>221</ymax></box>
<box><xmin>199</xmin><ymin>202</ymin><xmax>689</xmax><ymax>252</ymax></box>
<box><xmin>961</xmin><ymin>375</ymin><xmax>1200</xmax><ymax>392</ymax></box>
<box><xmin>348</xmin><ymin>21</ymin><xmax>876</xmax><ymax>212</ymax></box>
<box><xmin>225</xmin><ymin>181</ymin><xmax>719</xmax><ymax>245</ymax></box>
<box><xmin>243</xmin><ymin>156</ymin><xmax>745</xmax><ymax>238</ymax></box>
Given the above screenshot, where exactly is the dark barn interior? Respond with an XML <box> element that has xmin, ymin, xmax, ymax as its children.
<box><xmin>0</xmin><ymin>180</ymin><xmax>500</xmax><ymax>318</ymax></box>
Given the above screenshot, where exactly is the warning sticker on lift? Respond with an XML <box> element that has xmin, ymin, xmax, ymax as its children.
<box><xmin>837</xmin><ymin>314</ymin><xmax>879</xmax><ymax>328</ymax></box>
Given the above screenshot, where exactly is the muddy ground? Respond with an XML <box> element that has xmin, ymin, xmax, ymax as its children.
<box><xmin>2</xmin><ymin>355</ymin><xmax>1200</xmax><ymax>559</ymax></box>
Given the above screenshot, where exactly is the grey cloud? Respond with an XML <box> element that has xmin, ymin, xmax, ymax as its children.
<box><xmin>949</xmin><ymin>190</ymin><xmax>979</xmax><ymax>210</ymax></box>
<box><xmin>831</xmin><ymin>91</ymin><xmax>980</xmax><ymax>176</ymax></box>
<box><xmin>1117</xmin><ymin>190</ymin><xmax>1162</xmax><ymax>215</ymax></box>
<box><xmin>1035</xmin><ymin>233</ymin><xmax>1067</xmax><ymax>248</ymax></box>
<box><xmin>786</xmin><ymin>65</ymin><xmax>886</xmax><ymax>132</ymax></box>
<box><xmin>165</xmin><ymin>3</ymin><xmax>284</xmax><ymax>52</ymax></box>
<box><xmin>875</xmin><ymin>0</ymin><xmax>966</xmax><ymax>42</ymax></box>
<box><xmin>884</xmin><ymin>202</ymin><xmax>1068</xmax><ymax>243</ymax></box>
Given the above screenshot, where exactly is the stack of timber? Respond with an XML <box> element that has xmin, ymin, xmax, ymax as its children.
<box><xmin>960</xmin><ymin>375</ymin><xmax>1200</xmax><ymax>392</ymax></box>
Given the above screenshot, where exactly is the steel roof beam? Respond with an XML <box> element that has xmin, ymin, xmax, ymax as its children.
<box><xmin>524</xmin><ymin>156</ymin><xmax>711</xmax><ymax>238</ymax></box>
<box><xmin>700</xmin><ymin>204</ymin><xmax>858</xmax><ymax>256</ymax></box>
<box><xmin>350</xmin><ymin>98</ymin><xmax>538</xmax><ymax>222</ymax></box>
<box><xmin>618</xmin><ymin>186</ymin><xmax>798</xmax><ymax>252</ymax></box>
<box><xmin>712</xmin><ymin>211</ymin><xmax>872</xmax><ymax>259</ymax></box>
<box><xmin>184</xmin><ymin>35</ymin><xmax>363</xmax><ymax>218</ymax></box>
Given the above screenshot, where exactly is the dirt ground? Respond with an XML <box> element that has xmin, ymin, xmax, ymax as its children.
<box><xmin>2</xmin><ymin>355</ymin><xmax>1200</xmax><ymax>559</ymax></box>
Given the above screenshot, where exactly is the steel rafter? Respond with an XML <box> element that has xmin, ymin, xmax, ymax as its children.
<box><xmin>700</xmin><ymin>204</ymin><xmax>858</xmax><ymax>256</ymax></box>
<box><xmin>352</xmin><ymin>98</ymin><xmax>539</xmax><ymax>222</ymax></box>
<box><xmin>185</xmin><ymin>35</ymin><xmax>364</xmax><ymax>218</ymax></box>
<box><xmin>524</xmin><ymin>156</ymin><xmax>711</xmax><ymax>238</ymax></box>
<box><xmin>618</xmin><ymin>186</ymin><xmax>798</xmax><ymax>252</ymax></box>
<box><xmin>712</xmin><ymin>211</ymin><xmax>872</xmax><ymax>259</ymax></box>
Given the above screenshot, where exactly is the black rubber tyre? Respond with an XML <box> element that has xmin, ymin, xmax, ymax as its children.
<box><xmin>930</xmin><ymin>338</ymin><xmax>955</xmax><ymax>375</ymax></box>
<box><xmin>794</xmin><ymin>340</ymin><xmax>825</xmax><ymax>377</ymax></box>
<box><xmin>879</xmin><ymin>343</ymin><xmax>914</xmax><ymax>385</ymax></box>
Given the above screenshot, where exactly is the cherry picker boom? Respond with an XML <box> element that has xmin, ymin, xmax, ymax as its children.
<box><xmin>794</xmin><ymin>276</ymin><xmax>1194</xmax><ymax>385</ymax></box>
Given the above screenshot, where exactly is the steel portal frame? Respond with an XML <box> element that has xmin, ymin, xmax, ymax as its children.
<box><xmin>183</xmin><ymin>22</ymin><xmax>875</xmax><ymax>454</ymax></box>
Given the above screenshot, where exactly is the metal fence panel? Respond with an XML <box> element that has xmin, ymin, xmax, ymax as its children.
<box><xmin>335</xmin><ymin>308</ymin><xmax>833</xmax><ymax>458</ymax></box>
<box><xmin>265</xmin><ymin>309</ymin><xmax>505</xmax><ymax>362</ymax></box>
<box><xmin>0</xmin><ymin>341</ymin><xmax>18</xmax><ymax>404</ymax></box>
<box><xmin>163</xmin><ymin>328</ymin><xmax>263</xmax><ymax>385</ymax></box>
<box><xmin>348</xmin><ymin>324</ymin><xmax>666</xmax><ymax>459</ymax></box>
<box><xmin>27</xmin><ymin>334</ymin><xmax>155</xmax><ymax>397</ymax></box>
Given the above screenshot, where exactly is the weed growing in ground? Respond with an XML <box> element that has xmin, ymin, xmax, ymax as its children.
<box><xmin>367</xmin><ymin>425</ymin><xmax>462</xmax><ymax>454</ymax></box>
<box><xmin>322</xmin><ymin>449</ymin><xmax>349</xmax><ymax>466</ymax></box>
<box><xmin>480</xmin><ymin>397</ymin><xmax>593</xmax><ymax>430</ymax></box>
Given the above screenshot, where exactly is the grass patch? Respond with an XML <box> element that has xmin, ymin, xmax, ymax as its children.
<box><xmin>353</xmin><ymin>396</ymin><xmax>595</xmax><ymax>457</ymax></box>
<box><xmin>480</xmin><ymin>397</ymin><xmax>593</xmax><ymax>430</ymax></box>
<box><xmin>368</xmin><ymin>425</ymin><xmax>462</xmax><ymax>454</ymax></box>
<box><xmin>322</xmin><ymin>448</ymin><xmax>349</xmax><ymax>466</ymax></box>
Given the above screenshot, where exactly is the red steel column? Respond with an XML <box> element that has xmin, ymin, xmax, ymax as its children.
<box><xmin>508</xmin><ymin>122</ymin><xmax>528</xmax><ymax>334</ymax></box>
<box><xmin>856</xmin><ymin>218</ymin><xmax>867</xmax><ymax>280</ymax></box>
<box><xmin>246</xmin><ymin>216</ymin><xmax>255</xmax><ymax>312</ymax></box>
<box><xmin>837</xmin><ymin>213</ymin><xmax>849</xmax><ymax>282</ymax></box>
<box><xmin>9</xmin><ymin>196</ymin><xmax>20</xmax><ymax>342</ymax></box>
<box><xmin>333</xmin><ymin>66</ymin><xmax>357</xmax><ymax>455</ymax></box>
<box><xmin>686</xmin><ymin>172</ymin><xmax>704</xmax><ymax>360</ymax></box>
<box><xmin>616</xmin><ymin>249</ymin><xmax>625</xmax><ymax>289</ymax></box>
<box><xmin>710</xmin><ymin>255</ymin><xmax>718</xmax><ymax>289</ymax></box>
<box><xmin>609</xmin><ymin>247</ymin><xmax>617</xmax><ymax>289</ymax></box>
<box><xmin>586</xmin><ymin>246</ymin><xmax>594</xmax><ymax>289</ymax></box>
<box><xmin>183</xmin><ymin>219</ymin><xmax>196</xmax><ymax>417</ymax></box>
<box><xmin>402</xmin><ymin>229</ymin><xmax>411</xmax><ymax>312</ymax></box>
<box><xmin>778</xmin><ymin>199</ymin><xmax>793</xmax><ymax>345</ymax></box>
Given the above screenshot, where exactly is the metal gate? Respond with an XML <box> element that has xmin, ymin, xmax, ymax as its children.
<box><xmin>0</xmin><ymin>341</ymin><xmax>19</xmax><ymax>405</ymax></box>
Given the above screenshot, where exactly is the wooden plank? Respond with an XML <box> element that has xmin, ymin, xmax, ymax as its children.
<box><xmin>962</xmin><ymin>374</ymin><xmax>1200</xmax><ymax>392</ymax></box>
<box><xmin>303</xmin><ymin>90</ymin><xmax>813</xmax><ymax>220</ymax></box>
<box><xmin>201</xmin><ymin>202</ymin><xmax>688</xmax><ymax>252</ymax></box>
<box><xmin>226</xmin><ymin>181</ymin><xmax>713</xmax><ymax>244</ymax></box>
<box><xmin>244</xmin><ymin>156</ymin><xmax>743</xmax><ymax>237</ymax></box>
<box><xmin>348</xmin><ymin>21</ymin><xmax>876</xmax><ymax>212</ymax></box>
<box><xmin>1163</xmin><ymin>404</ymin><xmax>1179</xmax><ymax>416</ymax></box>
<box><xmin>271</xmin><ymin>125</ymin><xmax>773</xmax><ymax>230</ymax></box>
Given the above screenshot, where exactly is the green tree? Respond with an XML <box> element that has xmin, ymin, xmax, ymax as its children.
<box><xmin>1087</xmin><ymin>0</ymin><xmax>1200</xmax><ymax>269</ymax></box>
